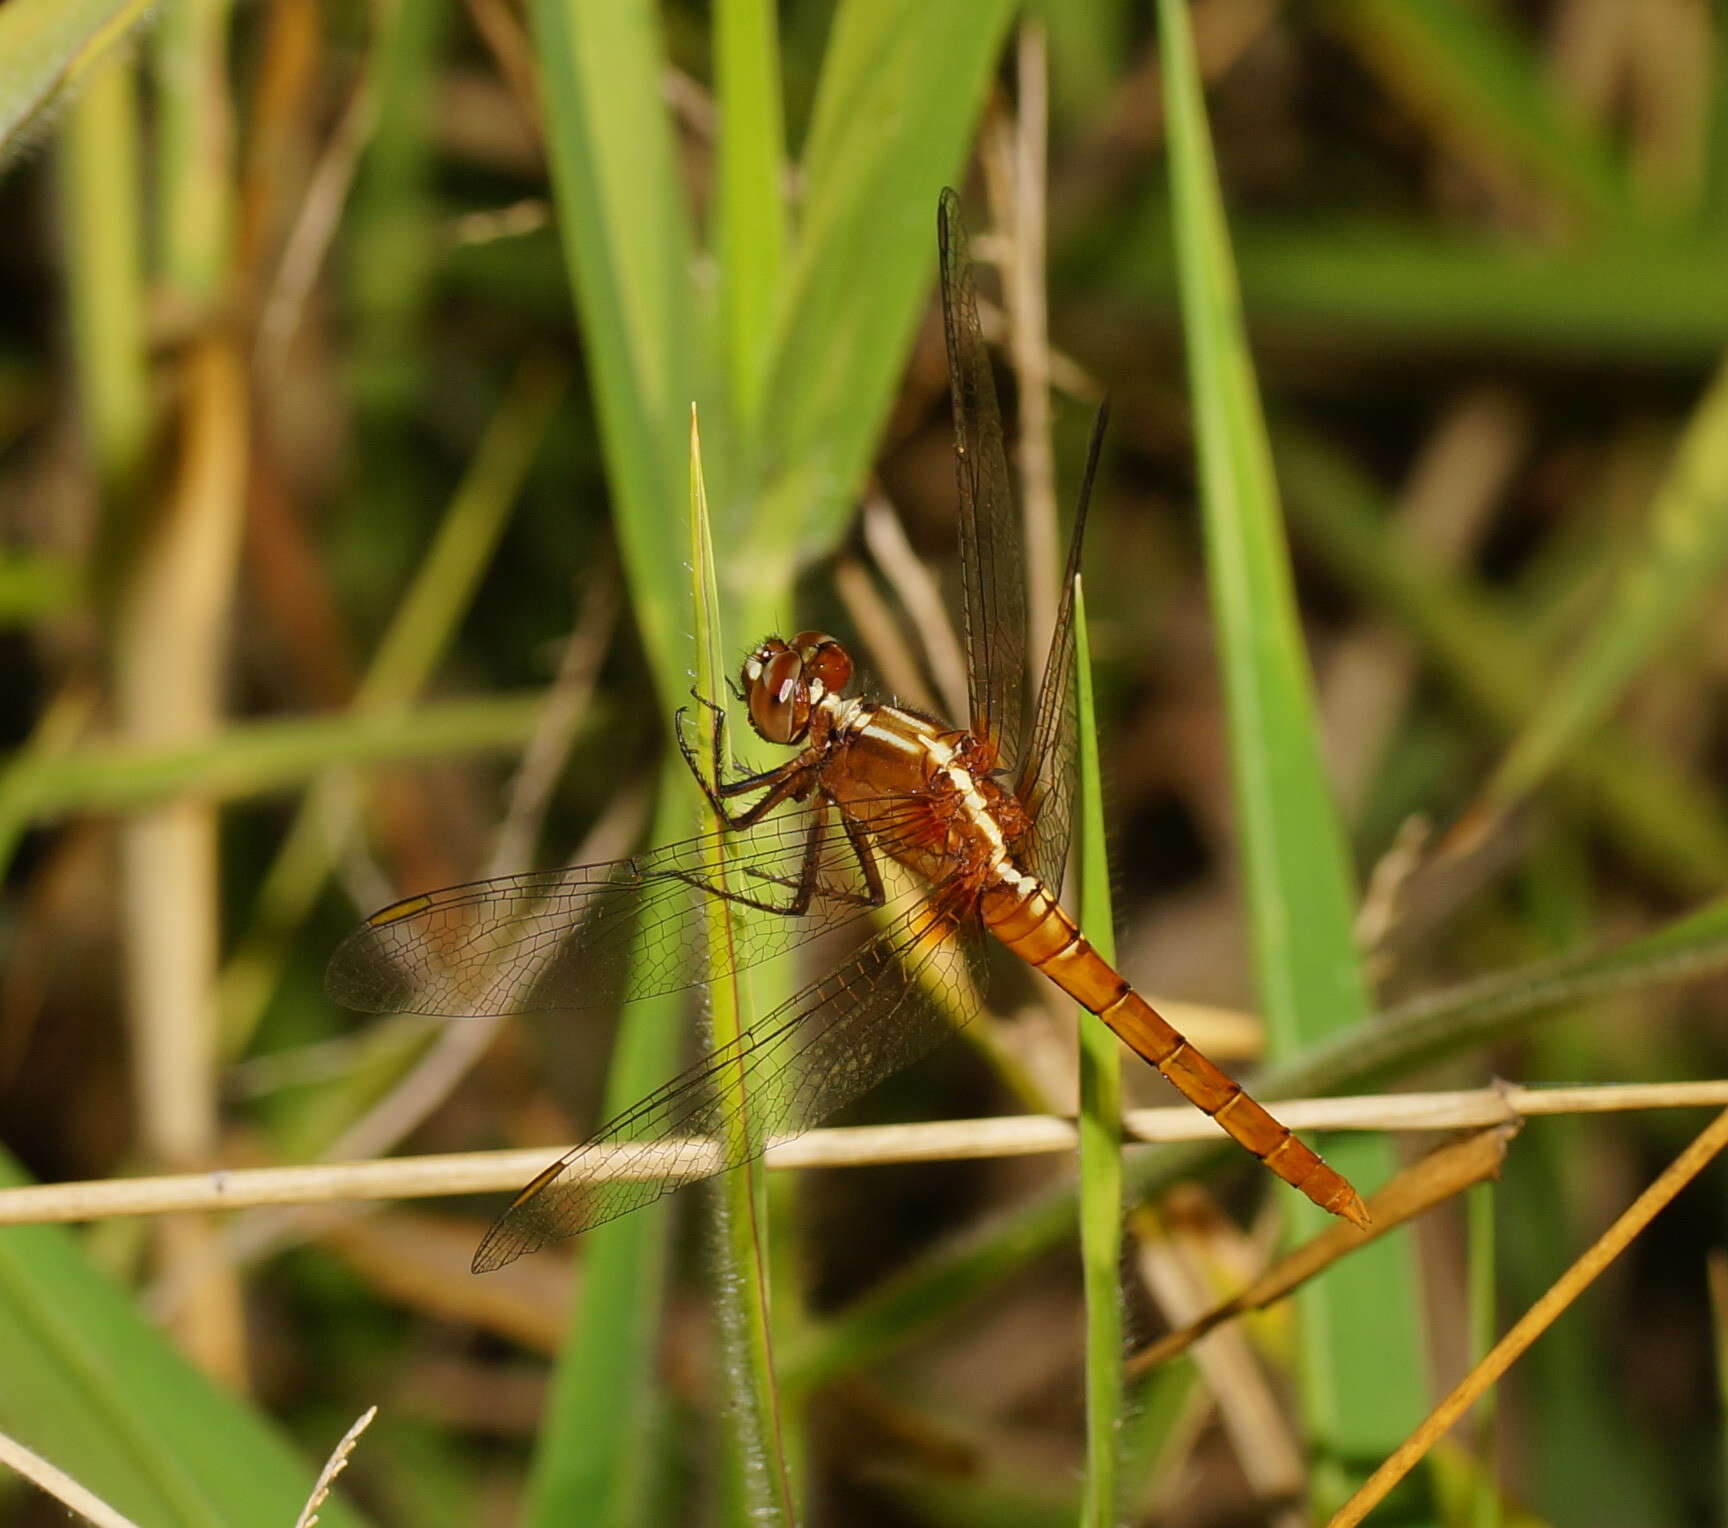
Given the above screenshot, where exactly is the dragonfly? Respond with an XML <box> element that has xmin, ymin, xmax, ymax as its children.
<box><xmin>327</xmin><ymin>189</ymin><xmax>1369</xmax><ymax>1274</ymax></box>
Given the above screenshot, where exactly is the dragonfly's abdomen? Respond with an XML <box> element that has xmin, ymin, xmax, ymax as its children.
<box><xmin>979</xmin><ymin>876</ymin><xmax>1370</xmax><ymax>1230</ymax></box>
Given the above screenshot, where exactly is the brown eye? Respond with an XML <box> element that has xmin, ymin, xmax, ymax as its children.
<box><xmin>794</xmin><ymin>632</ymin><xmax>852</xmax><ymax>696</ymax></box>
<box><xmin>749</xmin><ymin>649</ymin><xmax>805</xmax><ymax>743</ymax></box>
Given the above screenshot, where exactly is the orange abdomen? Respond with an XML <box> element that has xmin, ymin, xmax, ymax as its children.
<box><xmin>979</xmin><ymin>877</ymin><xmax>1369</xmax><ymax>1230</ymax></box>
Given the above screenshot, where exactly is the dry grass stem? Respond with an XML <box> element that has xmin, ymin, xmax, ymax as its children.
<box><xmin>4</xmin><ymin>1079</ymin><xmax>1725</xmax><ymax>1229</ymax></box>
<box><xmin>255</xmin><ymin>4</ymin><xmax>387</xmax><ymax>379</ymax></box>
<box><xmin>1133</xmin><ymin>1201</ymin><xmax>1306</xmax><ymax>1522</ymax></box>
<box><xmin>292</xmin><ymin>1405</ymin><xmax>376</xmax><ymax>1528</ymax></box>
<box><xmin>1128</xmin><ymin>1124</ymin><xmax>1519</xmax><ymax>1376</ymax></box>
<box><xmin>0</xmin><ymin>1426</ymin><xmax>141</xmax><ymax>1528</ymax></box>
<box><xmin>117</xmin><ymin>334</ymin><xmax>250</xmax><ymax>1380</ymax></box>
<box><xmin>489</xmin><ymin>571</ymin><xmax>620</xmax><ymax>879</ymax></box>
<box><xmin>860</xmin><ymin>496</ymin><xmax>969</xmax><ymax>721</ymax></box>
<box><xmin>1327</xmin><ymin>1103</ymin><xmax>1728</xmax><ymax>1527</ymax></box>
<box><xmin>833</xmin><ymin>554</ymin><xmax>943</xmax><ymax>715</ymax></box>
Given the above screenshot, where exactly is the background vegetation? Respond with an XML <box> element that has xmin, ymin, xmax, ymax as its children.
<box><xmin>1</xmin><ymin>1</ymin><xmax>1727</xmax><ymax>1524</ymax></box>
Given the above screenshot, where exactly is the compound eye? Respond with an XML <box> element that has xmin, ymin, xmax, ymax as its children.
<box><xmin>794</xmin><ymin>631</ymin><xmax>852</xmax><ymax>696</ymax></box>
<box><xmin>749</xmin><ymin>648</ymin><xmax>806</xmax><ymax>744</ymax></box>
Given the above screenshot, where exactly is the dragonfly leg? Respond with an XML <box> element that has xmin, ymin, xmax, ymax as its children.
<box><xmin>675</xmin><ymin>696</ymin><xmax>812</xmax><ymax>826</ymax></box>
<box><xmin>667</xmin><ymin>799</ymin><xmax>886</xmax><ymax>917</ymax></box>
<box><xmin>738</xmin><ymin>805</ymin><xmax>886</xmax><ymax>912</ymax></box>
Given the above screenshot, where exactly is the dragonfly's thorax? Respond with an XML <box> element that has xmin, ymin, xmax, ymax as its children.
<box><xmin>810</xmin><ymin>692</ymin><xmax>1033</xmax><ymax>890</ymax></box>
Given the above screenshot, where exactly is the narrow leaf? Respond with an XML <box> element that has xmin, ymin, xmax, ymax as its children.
<box><xmin>1073</xmin><ymin>578</ymin><xmax>1125</xmax><ymax>1527</ymax></box>
<box><xmin>0</xmin><ymin>0</ymin><xmax>153</xmax><ymax>157</ymax></box>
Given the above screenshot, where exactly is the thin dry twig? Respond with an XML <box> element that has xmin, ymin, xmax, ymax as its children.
<box><xmin>489</xmin><ymin>573</ymin><xmax>621</xmax><ymax>878</ymax></box>
<box><xmin>861</xmin><ymin>497</ymin><xmax>969</xmax><ymax>722</ymax></box>
<box><xmin>6</xmin><ymin>1080</ymin><xmax>1728</xmax><ymax>1229</ymax></box>
<box><xmin>303</xmin><ymin>574</ymin><xmax>626</xmax><ymax>1176</ymax></box>
<box><xmin>0</xmin><ymin>1426</ymin><xmax>141</xmax><ymax>1528</ymax></box>
<box><xmin>1328</xmin><ymin>1104</ymin><xmax>1728</xmax><ymax>1527</ymax></box>
<box><xmin>460</xmin><ymin>0</ymin><xmax>542</xmax><ymax>139</ymax></box>
<box><xmin>1128</xmin><ymin>1123</ymin><xmax>1519</xmax><ymax>1375</ymax></box>
<box><xmin>256</xmin><ymin>0</ymin><xmax>389</xmax><ymax>379</ymax></box>
<box><xmin>1133</xmin><ymin>1199</ymin><xmax>1306</xmax><ymax>1523</ymax></box>
<box><xmin>293</xmin><ymin>1405</ymin><xmax>377</xmax><ymax>1528</ymax></box>
<box><xmin>833</xmin><ymin>554</ymin><xmax>943</xmax><ymax>716</ymax></box>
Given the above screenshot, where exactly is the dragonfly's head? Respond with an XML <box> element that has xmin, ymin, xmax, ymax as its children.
<box><xmin>741</xmin><ymin>630</ymin><xmax>853</xmax><ymax>746</ymax></box>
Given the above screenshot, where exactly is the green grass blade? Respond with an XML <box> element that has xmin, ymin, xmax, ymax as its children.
<box><xmin>152</xmin><ymin>0</ymin><xmax>231</xmax><ymax>304</ymax></box>
<box><xmin>344</xmin><ymin>0</ymin><xmax>448</xmax><ymax>411</ymax></box>
<box><xmin>521</xmin><ymin>817</ymin><xmax>684</xmax><ymax>1527</ymax></box>
<box><xmin>1322</xmin><ymin>0</ymin><xmax>1629</xmax><ymax>223</ymax></box>
<box><xmin>0</xmin><ymin>1156</ymin><xmax>369</xmax><ymax>1528</ymax></box>
<box><xmin>527</xmin><ymin>0</ymin><xmax>700</xmax><ymax>695</ymax></box>
<box><xmin>1118</xmin><ymin>217</ymin><xmax>1728</xmax><ymax>360</ymax></box>
<box><xmin>1156</xmin><ymin>0</ymin><xmax>1425</xmax><ymax>1504</ymax></box>
<box><xmin>519</xmin><ymin>8</ymin><xmax>700</xmax><ymax>1518</ymax></box>
<box><xmin>715</xmin><ymin>0</ymin><xmax>787</xmax><ymax>430</ymax></box>
<box><xmin>1073</xmin><ymin>578</ymin><xmax>1124</xmax><ymax>1527</ymax></box>
<box><xmin>690</xmin><ymin>408</ymin><xmax>794</xmax><ymax>1525</ymax></box>
<box><xmin>1466</xmin><ymin>1181</ymin><xmax>1500</xmax><ymax>1528</ymax></box>
<box><xmin>0</xmin><ymin>692</ymin><xmax>550</xmax><ymax>825</ymax></box>
<box><xmin>34</xmin><ymin>44</ymin><xmax>146</xmax><ymax>888</ymax></box>
<box><xmin>1484</xmin><ymin>360</ymin><xmax>1728</xmax><ymax>809</ymax></box>
<box><xmin>58</xmin><ymin>44</ymin><xmax>148</xmax><ymax>501</ymax></box>
<box><xmin>515</xmin><ymin>5</ymin><xmax>1023</xmax><ymax>1516</ymax></box>
<box><xmin>748</xmin><ymin>0</ymin><xmax>1014</xmax><ymax>566</ymax></box>
<box><xmin>0</xmin><ymin>0</ymin><xmax>152</xmax><ymax>157</ymax></box>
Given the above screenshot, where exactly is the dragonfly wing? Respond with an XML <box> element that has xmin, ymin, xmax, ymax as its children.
<box><xmin>938</xmin><ymin>188</ymin><xmax>1027</xmax><ymax>773</ymax></box>
<box><xmin>326</xmin><ymin>797</ymin><xmax>934</xmax><ymax>1018</ymax></box>
<box><xmin>471</xmin><ymin>895</ymin><xmax>982</xmax><ymax>1271</ymax></box>
<box><xmin>1015</xmin><ymin>402</ymin><xmax>1110</xmax><ymax>892</ymax></box>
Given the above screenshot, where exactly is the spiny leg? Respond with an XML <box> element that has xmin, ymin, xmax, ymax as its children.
<box><xmin>732</xmin><ymin>803</ymin><xmax>888</xmax><ymax>913</ymax></box>
<box><xmin>675</xmin><ymin>693</ymin><xmax>812</xmax><ymax>828</ymax></box>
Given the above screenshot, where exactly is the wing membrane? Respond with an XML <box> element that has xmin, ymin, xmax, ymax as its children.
<box><xmin>1016</xmin><ymin>402</ymin><xmax>1110</xmax><ymax>892</ymax></box>
<box><xmin>471</xmin><ymin>897</ymin><xmax>982</xmax><ymax>1271</ymax></box>
<box><xmin>938</xmin><ymin>188</ymin><xmax>1027</xmax><ymax>773</ymax></box>
<box><xmin>326</xmin><ymin>795</ymin><xmax>934</xmax><ymax>1018</ymax></box>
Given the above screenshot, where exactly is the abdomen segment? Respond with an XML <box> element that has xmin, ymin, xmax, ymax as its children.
<box><xmin>980</xmin><ymin>877</ymin><xmax>1370</xmax><ymax>1230</ymax></box>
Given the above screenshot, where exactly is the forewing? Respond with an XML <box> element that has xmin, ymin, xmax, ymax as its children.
<box><xmin>325</xmin><ymin>796</ymin><xmax>933</xmax><ymax>1018</ymax></box>
<box><xmin>1016</xmin><ymin>402</ymin><xmax>1110</xmax><ymax>892</ymax></box>
<box><xmin>471</xmin><ymin>896</ymin><xmax>982</xmax><ymax>1271</ymax></box>
<box><xmin>938</xmin><ymin>187</ymin><xmax>1027</xmax><ymax>773</ymax></box>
